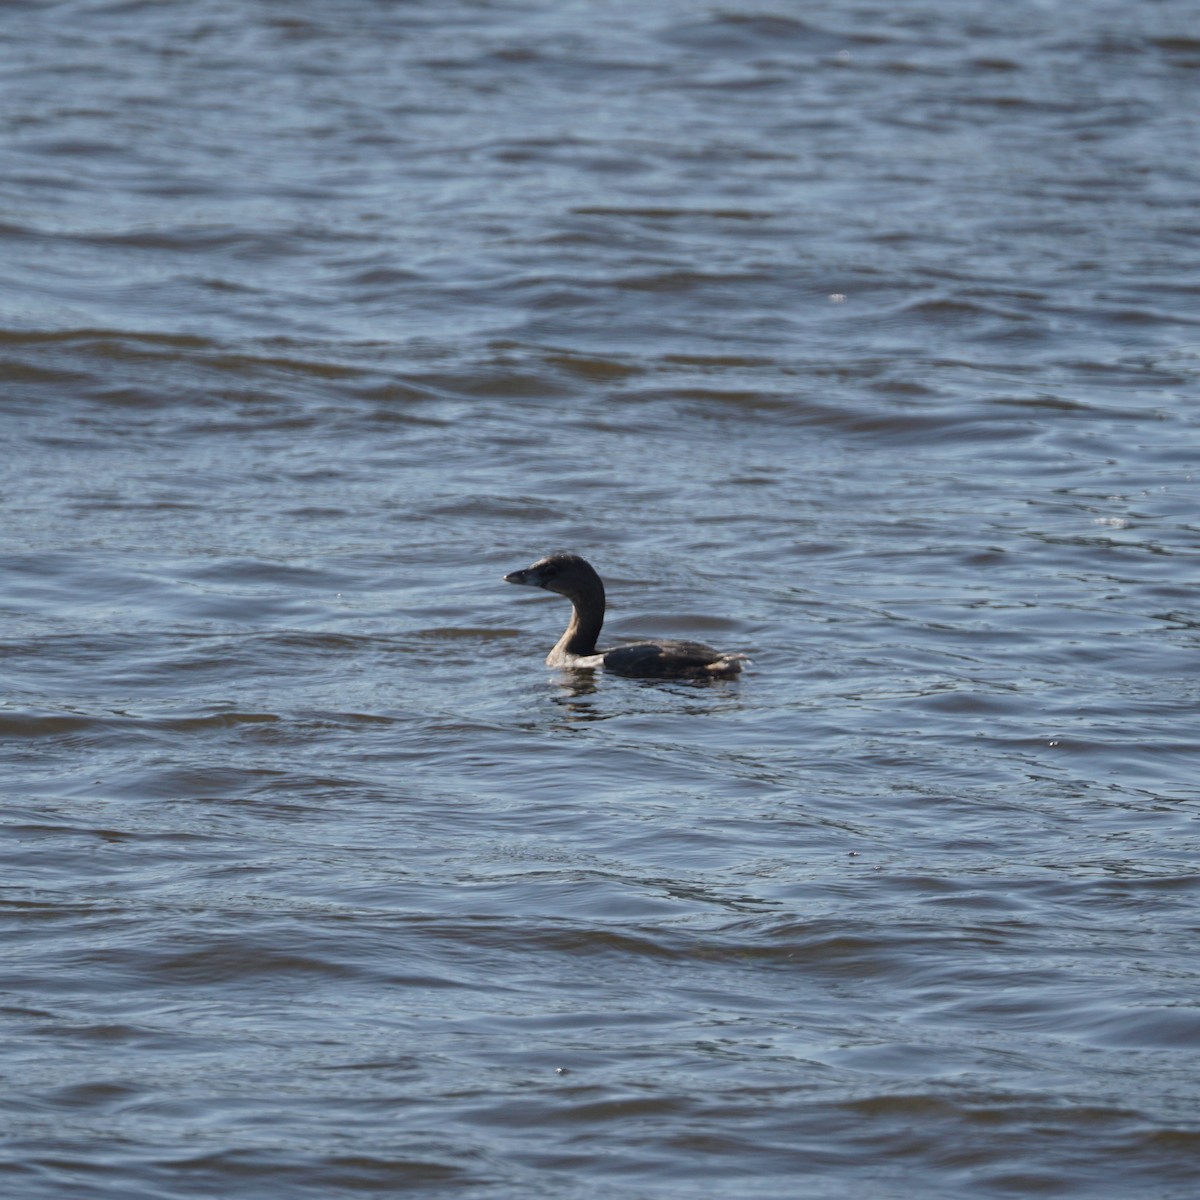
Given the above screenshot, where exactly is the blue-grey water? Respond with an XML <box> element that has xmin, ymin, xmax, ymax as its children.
<box><xmin>3</xmin><ymin>2</ymin><xmax>1199</xmax><ymax>1197</ymax></box>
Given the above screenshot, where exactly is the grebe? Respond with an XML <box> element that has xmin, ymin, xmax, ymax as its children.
<box><xmin>504</xmin><ymin>553</ymin><xmax>748</xmax><ymax>678</ymax></box>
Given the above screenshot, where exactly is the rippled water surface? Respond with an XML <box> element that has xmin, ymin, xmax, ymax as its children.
<box><xmin>3</xmin><ymin>1</ymin><xmax>1200</xmax><ymax>1196</ymax></box>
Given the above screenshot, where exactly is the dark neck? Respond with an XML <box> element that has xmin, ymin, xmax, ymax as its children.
<box><xmin>556</xmin><ymin>577</ymin><xmax>605</xmax><ymax>656</ymax></box>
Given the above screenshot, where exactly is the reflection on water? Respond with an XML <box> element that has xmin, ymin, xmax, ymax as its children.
<box><xmin>548</xmin><ymin>669</ymin><xmax>747</xmax><ymax>711</ymax></box>
<box><xmin>3</xmin><ymin>0</ymin><xmax>1200</xmax><ymax>1196</ymax></box>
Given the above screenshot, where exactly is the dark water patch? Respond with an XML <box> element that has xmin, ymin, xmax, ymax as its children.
<box><xmin>0</xmin><ymin>712</ymin><xmax>102</xmax><ymax>740</ymax></box>
<box><xmin>573</xmin><ymin>205</ymin><xmax>778</xmax><ymax>223</ymax></box>
<box><xmin>540</xmin><ymin>351</ymin><xmax>645</xmax><ymax>381</ymax></box>
<box><xmin>150</xmin><ymin>1151</ymin><xmax>478</xmax><ymax>1195</ymax></box>
<box><xmin>0</xmin><ymin>359</ymin><xmax>90</xmax><ymax>386</ymax></box>
<box><xmin>0</xmin><ymin>326</ymin><xmax>213</xmax><ymax>356</ymax></box>
<box><xmin>659</xmin><ymin>12</ymin><xmax>848</xmax><ymax>57</ymax></box>
<box><xmin>415</xmin><ymin>627</ymin><xmax>521</xmax><ymax>643</ymax></box>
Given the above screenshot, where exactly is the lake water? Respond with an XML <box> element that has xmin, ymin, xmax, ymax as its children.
<box><xmin>2</xmin><ymin>2</ymin><xmax>1199</xmax><ymax>1197</ymax></box>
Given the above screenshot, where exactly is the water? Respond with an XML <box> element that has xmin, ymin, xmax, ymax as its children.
<box><xmin>2</xmin><ymin>1</ymin><xmax>1199</xmax><ymax>1196</ymax></box>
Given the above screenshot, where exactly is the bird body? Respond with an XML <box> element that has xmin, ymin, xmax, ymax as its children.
<box><xmin>504</xmin><ymin>553</ymin><xmax>748</xmax><ymax>679</ymax></box>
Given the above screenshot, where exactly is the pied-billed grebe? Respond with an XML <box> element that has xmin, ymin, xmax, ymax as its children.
<box><xmin>504</xmin><ymin>552</ymin><xmax>749</xmax><ymax>678</ymax></box>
